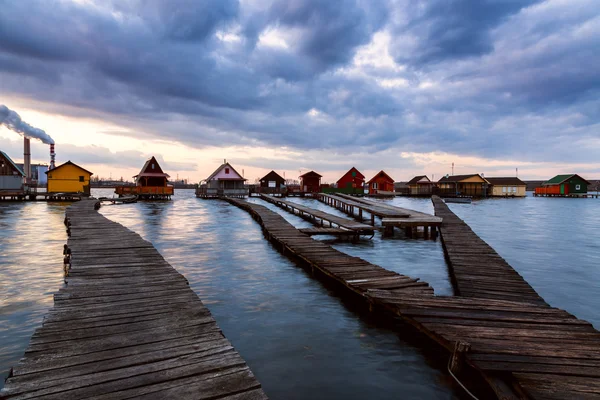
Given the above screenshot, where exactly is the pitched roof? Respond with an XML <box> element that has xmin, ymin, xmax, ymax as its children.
<box><xmin>206</xmin><ymin>162</ymin><xmax>246</xmax><ymax>181</ymax></box>
<box><xmin>486</xmin><ymin>177</ymin><xmax>526</xmax><ymax>186</ymax></box>
<box><xmin>134</xmin><ymin>156</ymin><xmax>170</xmax><ymax>179</ymax></box>
<box><xmin>438</xmin><ymin>174</ymin><xmax>487</xmax><ymax>183</ymax></box>
<box><xmin>367</xmin><ymin>170</ymin><xmax>394</xmax><ymax>184</ymax></box>
<box><xmin>0</xmin><ymin>151</ymin><xmax>25</xmax><ymax>176</ymax></box>
<box><xmin>407</xmin><ymin>175</ymin><xmax>432</xmax><ymax>185</ymax></box>
<box><xmin>337</xmin><ymin>167</ymin><xmax>365</xmax><ymax>182</ymax></box>
<box><xmin>543</xmin><ymin>174</ymin><xmax>591</xmax><ymax>186</ymax></box>
<box><xmin>300</xmin><ymin>170</ymin><xmax>322</xmax><ymax>178</ymax></box>
<box><xmin>46</xmin><ymin>160</ymin><xmax>93</xmax><ymax>175</ymax></box>
<box><xmin>260</xmin><ymin>170</ymin><xmax>285</xmax><ymax>182</ymax></box>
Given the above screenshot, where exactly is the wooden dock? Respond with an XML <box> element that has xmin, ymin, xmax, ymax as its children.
<box><xmin>1</xmin><ymin>200</ymin><xmax>265</xmax><ymax>400</ymax></box>
<box><xmin>225</xmin><ymin>198</ymin><xmax>433</xmax><ymax>296</ymax></box>
<box><xmin>318</xmin><ymin>193</ymin><xmax>442</xmax><ymax>237</ymax></box>
<box><xmin>227</xmin><ymin>197</ymin><xmax>600</xmax><ymax>399</ymax></box>
<box><xmin>431</xmin><ymin>196</ymin><xmax>546</xmax><ymax>306</ymax></box>
<box><xmin>259</xmin><ymin>194</ymin><xmax>375</xmax><ymax>236</ymax></box>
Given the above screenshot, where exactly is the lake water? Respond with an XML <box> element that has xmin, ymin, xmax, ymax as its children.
<box><xmin>1</xmin><ymin>189</ymin><xmax>598</xmax><ymax>398</ymax></box>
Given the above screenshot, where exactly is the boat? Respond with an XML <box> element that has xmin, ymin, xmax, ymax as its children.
<box><xmin>444</xmin><ymin>197</ymin><xmax>472</xmax><ymax>204</ymax></box>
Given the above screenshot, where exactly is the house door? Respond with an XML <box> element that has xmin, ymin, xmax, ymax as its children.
<box><xmin>560</xmin><ymin>184</ymin><xmax>565</xmax><ymax>195</ymax></box>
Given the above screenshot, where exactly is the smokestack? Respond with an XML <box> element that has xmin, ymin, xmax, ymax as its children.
<box><xmin>24</xmin><ymin>138</ymin><xmax>31</xmax><ymax>183</ymax></box>
<box><xmin>50</xmin><ymin>144</ymin><xmax>56</xmax><ymax>170</ymax></box>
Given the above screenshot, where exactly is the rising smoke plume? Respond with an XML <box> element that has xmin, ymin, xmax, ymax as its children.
<box><xmin>0</xmin><ymin>104</ymin><xmax>54</xmax><ymax>145</ymax></box>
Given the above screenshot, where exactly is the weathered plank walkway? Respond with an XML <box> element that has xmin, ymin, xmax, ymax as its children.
<box><xmin>259</xmin><ymin>194</ymin><xmax>374</xmax><ymax>236</ymax></box>
<box><xmin>318</xmin><ymin>194</ymin><xmax>441</xmax><ymax>237</ymax></box>
<box><xmin>225</xmin><ymin>198</ymin><xmax>433</xmax><ymax>295</ymax></box>
<box><xmin>1</xmin><ymin>200</ymin><xmax>266</xmax><ymax>400</ymax></box>
<box><xmin>228</xmin><ymin>197</ymin><xmax>600</xmax><ymax>399</ymax></box>
<box><xmin>431</xmin><ymin>196</ymin><xmax>546</xmax><ymax>306</ymax></box>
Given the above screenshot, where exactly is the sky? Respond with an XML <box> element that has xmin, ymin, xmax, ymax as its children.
<box><xmin>1</xmin><ymin>0</ymin><xmax>599</xmax><ymax>183</ymax></box>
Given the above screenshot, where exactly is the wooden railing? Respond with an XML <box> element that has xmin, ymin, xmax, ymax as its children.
<box><xmin>115</xmin><ymin>186</ymin><xmax>174</xmax><ymax>195</ymax></box>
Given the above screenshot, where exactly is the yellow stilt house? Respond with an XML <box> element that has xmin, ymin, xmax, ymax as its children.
<box><xmin>46</xmin><ymin>161</ymin><xmax>93</xmax><ymax>195</ymax></box>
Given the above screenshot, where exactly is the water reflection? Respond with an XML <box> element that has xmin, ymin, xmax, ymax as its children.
<box><xmin>0</xmin><ymin>202</ymin><xmax>67</xmax><ymax>385</ymax></box>
<box><xmin>98</xmin><ymin>189</ymin><xmax>460</xmax><ymax>399</ymax></box>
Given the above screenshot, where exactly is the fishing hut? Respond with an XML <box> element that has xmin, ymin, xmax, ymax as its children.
<box><xmin>255</xmin><ymin>170</ymin><xmax>286</xmax><ymax>196</ymax></box>
<box><xmin>407</xmin><ymin>175</ymin><xmax>434</xmax><ymax>196</ymax></box>
<box><xmin>299</xmin><ymin>170</ymin><xmax>322</xmax><ymax>193</ymax></box>
<box><xmin>330</xmin><ymin>167</ymin><xmax>365</xmax><ymax>195</ymax></box>
<box><xmin>437</xmin><ymin>174</ymin><xmax>488</xmax><ymax>197</ymax></box>
<box><xmin>367</xmin><ymin>170</ymin><xmax>395</xmax><ymax>195</ymax></box>
<box><xmin>534</xmin><ymin>174</ymin><xmax>591</xmax><ymax>197</ymax></box>
<box><xmin>46</xmin><ymin>160</ymin><xmax>93</xmax><ymax>196</ymax></box>
<box><xmin>115</xmin><ymin>156</ymin><xmax>174</xmax><ymax>200</ymax></box>
<box><xmin>0</xmin><ymin>150</ymin><xmax>25</xmax><ymax>200</ymax></box>
<box><xmin>196</xmin><ymin>160</ymin><xmax>248</xmax><ymax>198</ymax></box>
<box><xmin>486</xmin><ymin>177</ymin><xmax>526</xmax><ymax>197</ymax></box>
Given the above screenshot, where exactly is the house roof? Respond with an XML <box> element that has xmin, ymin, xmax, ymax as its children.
<box><xmin>486</xmin><ymin>177</ymin><xmax>526</xmax><ymax>186</ymax></box>
<box><xmin>206</xmin><ymin>162</ymin><xmax>246</xmax><ymax>181</ymax></box>
<box><xmin>134</xmin><ymin>156</ymin><xmax>170</xmax><ymax>179</ymax></box>
<box><xmin>367</xmin><ymin>170</ymin><xmax>394</xmax><ymax>184</ymax></box>
<box><xmin>438</xmin><ymin>174</ymin><xmax>488</xmax><ymax>183</ymax></box>
<box><xmin>260</xmin><ymin>170</ymin><xmax>285</xmax><ymax>182</ymax></box>
<box><xmin>407</xmin><ymin>175</ymin><xmax>432</xmax><ymax>185</ymax></box>
<box><xmin>543</xmin><ymin>174</ymin><xmax>591</xmax><ymax>186</ymax></box>
<box><xmin>337</xmin><ymin>167</ymin><xmax>365</xmax><ymax>182</ymax></box>
<box><xmin>46</xmin><ymin>160</ymin><xmax>93</xmax><ymax>175</ymax></box>
<box><xmin>300</xmin><ymin>170</ymin><xmax>322</xmax><ymax>178</ymax></box>
<box><xmin>0</xmin><ymin>151</ymin><xmax>25</xmax><ymax>176</ymax></box>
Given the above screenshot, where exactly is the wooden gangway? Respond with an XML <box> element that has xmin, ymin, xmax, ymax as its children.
<box><xmin>259</xmin><ymin>194</ymin><xmax>374</xmax><ymax>236</ymax></box>
<box><xmin>227</xmin><ymin>197</ymin><xmax>600</xmax><ymax>399</ymax></box>
<box><xmin>318</xmin><ymin>193</ymin><xmax>442</xmax><ymax>237</ymax></box>
<box><xmin>431</xmin><ymin>196</ymin><xmax>546</xmax><ymax>306</ymax></box>
<box><xmin>226</xmin><ymin>198</ymin><xmax>433</xmax><ymax>295</ymax></box>
<box><xmin>1</xmin><ymin>200</ymin><xmax>265</xmax><ymax>400</ymax></box>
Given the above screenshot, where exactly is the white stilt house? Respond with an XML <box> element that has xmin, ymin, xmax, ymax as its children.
<box><xmin>196</xmin><ymin>160</ymin><xmax>248</xmax><ymax>198</ymax></box>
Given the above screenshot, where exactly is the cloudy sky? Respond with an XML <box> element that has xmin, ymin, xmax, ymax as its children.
<box><xmin>1</xmin><ymin>0</ymin><xmax>599</xmax><ymax>183</ymax></box>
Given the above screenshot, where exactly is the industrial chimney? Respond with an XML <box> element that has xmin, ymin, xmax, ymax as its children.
<box><xmin>50</xmin><ymin>144</ymin><xmax>56</xmax><ymax>170</ymax></box>
<box><xmin>24</xmin><ymin>137</ymin><xmax>31</xmax><ymax>183</ymax></box>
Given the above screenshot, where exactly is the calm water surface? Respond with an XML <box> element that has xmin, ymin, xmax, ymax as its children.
<box><xmin>1</xmin><ymin>189</ymin><xmax>598</xmax><ymax>396</ymax></box>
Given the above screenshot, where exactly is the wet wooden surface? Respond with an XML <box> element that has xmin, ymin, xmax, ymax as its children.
<box><xmin>259</xmin><ymin>194</ymin><xmax>374</xmax><ymax>235</ymax></box>
<box><xmin>228</xmin><ymin>196</ymin><xmax>600</xmax><ymax>400</ymax></box>
<box><xmin>431</xmin><ymin>196</ymin><xmax>546</xmax><ymax>305</ymax></box>
<box><xmin>1</xmin><ymin>200</ymin><xmax>266</xmax><ymax>400</ymax></box>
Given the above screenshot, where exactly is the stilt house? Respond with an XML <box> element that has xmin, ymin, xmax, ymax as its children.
<box><xmin>0</xmin><ymin>151</ymin><xmax>25</xmax><ymax>194</ymax></box>
<box><xmin>367</xmin><ymin>171</ymin><xmax>395</xmax><ymax>194</ymax></box>
<box><xmin>258</xmin><ymin>170</ymin><xmax>286</xmax><ymax>195</ymax></box>
<box><xmin>46</xmin><ymin>161</ymin><xmax>93</xmax><ymax>195</ymax></box>
<box><xmin>115</xmin><ymin>156</ymin><xmax>174</xmax><ymax>199</ymax></box>
<box><xmin>197</xmin><ymin>161</ymin><xmax>248</xmax><ymax>198</ymax></box>
<box><xmin>299</xmin><ymin>171</ymin><xmax>322</xmax><ymax>193</ymax></box>
<box><xmin>437</xmin><ymin>174</ymin><xmax>489</xmax><ymax>197</ymax></box>
<box><xmin>407</xmin><ymin>175</ymin><xmax>434</xmax><ymax>195</ymax></box>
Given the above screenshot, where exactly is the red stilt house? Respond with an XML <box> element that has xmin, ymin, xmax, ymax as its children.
<box><xmin>367</xmin><ymin>171</ymin><xmax>395</xmax><ymax>195</ymax></box>
<box><xmin>336</xmin><ymin>167</ymin><xmax>365</xmax><ymax>190</ymax></box>
<box><xmin>300</xmin><ymin>171</ymin><xmax>322</xmax><ymax>193</ymax></box>
<box><xmin>115</xmin><ymin>156</ymin><xmax>174</xmax><ymax>199</ymax></box>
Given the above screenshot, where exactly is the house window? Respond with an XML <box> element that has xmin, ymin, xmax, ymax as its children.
<box><xmin>152</xmin><ymin>163</ymin><xmax>155</xmax><ymax>169</ymax></box>
<box><xmin>502</xmin><ymin>187</ymin><xmax>507</xmax><ymax>193</ymax></box>
<box><xmin>512</xmin><ymin>187</ymin><xmax>516</xmax><ymax>192</ymax></box>
<box><xmin>373</xmin><ymin>182</ymin><xmax>378</xmax><ymax>189</ymax></box>
<box><xmin>225</xmin><ymin>168</ymin><xmax>230</xmax><ymax>174</ymax></box>
<box><xmin>79</xmin><ymin>176</ymin><xmax>84</xmax><ymax>182</ymax></box>
<box><xmin>576</xmin><ymin>184</ymin><xmax>581</xmax><ymax>190</ymax></box>
<box><xmin>268</xmin><ymin>181</ymin><xmax>276</xmax><ymax>188</ymax></box>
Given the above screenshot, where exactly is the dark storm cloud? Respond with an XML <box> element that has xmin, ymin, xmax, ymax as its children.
<box><xmin>0</xmin><ymin>0</ymin><xmax>599</xmax><ymax>170</ymax></box>
<box><xmin>390</xmin><ymin>0</ymin><xmax>542</xmax><ymax>66</ymax></box>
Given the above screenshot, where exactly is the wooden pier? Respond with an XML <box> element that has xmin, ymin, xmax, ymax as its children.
<box><xmin>259</xmin><ymin>194</ymin><xmax>375</xmax><ymax>237</ymax></box>
<box><xmin>432</xmin><ymin>196</ymin><xmax>546</xmax><ymax>305</ymax></box>
<box><xmin>318</xmin><ymin>193</ymin><xmax>442</xmax><ymax>237</ymax></box>
<box><xmin>1</xmin><ymin>200</ymin><xmax>265</xmax><ymax>400</ymax></box>
<box><xmin>225</xmin><ymin>198</ymin><xmax>433</xmax><ymax>296</ymax></box>
<box><xmin>227</xmin><ymin>197</ymin><xmax>600</xmax><ymax>399</ymax></box>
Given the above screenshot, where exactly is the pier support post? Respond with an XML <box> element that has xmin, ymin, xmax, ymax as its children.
<box><xmin>383</xmin><ymin>225</ymin><xmax>394</xmax><ymax>237</ymax></box>
<box><xmin>370</xmin><ymin>214</ymin><xmax>375</xmax><ymax>226</ymax></box>
<box><xmin>449</xmin><ymin>341</ymin><xmax>471</xmax><ymax>376</ymax></box>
